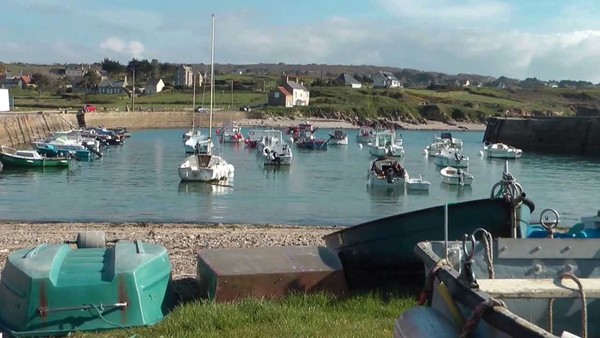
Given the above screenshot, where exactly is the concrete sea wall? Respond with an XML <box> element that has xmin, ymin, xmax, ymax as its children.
<box><xmin>0</xmin><ymin>110</ymin><xmax>248</xmax><ymax>147</ymax></box>
<box><xmin>483</xmin><ymin>117</ymin><xmax>600</xmax><ymax>156</ymax></box>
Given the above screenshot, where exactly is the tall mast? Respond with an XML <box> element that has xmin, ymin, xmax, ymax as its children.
<box><xmin>192</xmin><ymin>72</ymin><xmax>196</xmax><ymax>131</ymax></box>
<box><xmin>209</xmin><ymin>14</ymin><xmax>215</xmax><ymax>137</ymax></box>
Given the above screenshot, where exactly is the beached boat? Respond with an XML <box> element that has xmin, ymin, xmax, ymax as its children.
<box><xmin>324</xmin><ymin>166</ymin><xmax>534</xmax><ymax>288</ymax></box>
<box><xmin>0</xmin><ymin>146</ymin><xmax>70</xmax><ymax>168</ymax></box>
<box><xmin>368</xmin><ymin>130</ymin><xmax>404</xmax><ymax>158</ymax></box>
<box><xmin>424</xmin><ymin>132</ymin><xmax>463</xmax><ymax>156</ymax></box>
<box><xmin>434</xmin><ymin>148</ymin><xmax>469</xmax><ymax>168</ymax></box>
<box><xmin>402</xmin><ymin>226</ymin><xmax>600</xmax><ymax>337</ymax></box>
<box><xmin>356</xmin><ymin>126</ymin><xmax>375</xmax><ymax>143</ymax></box>
<box><xmin>482</xmin><ymin>142</ymin><xmax>523</xmax><ymax>159</ymax></box>
<box><xmin>406</xmin><ymin>175</ymin><xmax>431</xmax><ymax>192</ymax></box>
<box><xmin>257</xmin><ymin>129</ymin><xmax>293</xmax><ymax>165</ymax></box>
<box><xmin>366</xmin><ymin>157</ymin><xmax>408</xmax><ymax>189</ymax></box>
<box><xmin>328</xmin><ymin>130</ymin><xmax>348</xmax><ymax>145</ymax></box>
<box><xmin>440</xmin><ymin>166</ymin><xmax>474</xmax><ymax>186</ymax></box>
<box><xmin>0</xmin><ymin>231</ymin><xmax>172</xmax><ymax>336</ymax></box>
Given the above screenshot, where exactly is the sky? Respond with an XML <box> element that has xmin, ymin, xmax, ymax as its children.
<box><xmin>4</xmin><ymin>0</ymin><xmax>600</xmax><ymax>82</ymax></box>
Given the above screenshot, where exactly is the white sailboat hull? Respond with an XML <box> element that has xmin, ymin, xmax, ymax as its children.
<box><xmin>483</xmin><ymin>143</ymin><xmax>523</xmax><ymax>158</ymax></box>
<box><xmin>178</xmin><ymin>154</ymin><xmax>234</xmax><ymax>182</ymax></box>
<box><xmin>440</xmin><ymin>166</ymin><xmax>474</xmax><ymax>186</ymax></box>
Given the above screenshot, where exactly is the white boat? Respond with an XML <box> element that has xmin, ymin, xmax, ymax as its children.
<box><xmin>368</xmin><ymin>131</ymin><xmax>404</xmax><ymax>158</ymax></box>
<box><xmin>257</xmin><ymin>129</ymin><xmax>293</xmax><ymax>166</ymax></box>
<box><xmin>178</xmin><ymin>15</ymin><xmax>234</xmax><ymax>183</ymax></box>
<box><xmin>366</xmin><ymin>157</ymin><xmax>408</xmax><ymax>189</ymax></box>
<box><xmin>434</xmin><ymin>148</ymin><xmax>469</xmax><ymax>168</ymax></box>
<box><xmin>183</xmin><ymin>69</ymin><xmax>211</xmax><ymax>153</ymax></box>
<box><xmin>424</xmin><ymin>132</ymin><xmax>463</xmax><ymax>156</ymax></box>
<box><xmin>482</xmin><ymin>142</ymin><xmax>523</xmax><ymax>159</ymax></box>
<box><xmin>406</xmin><ymin>175</ymin><xmax>431</xmax><ymax>191</ymax></box>
<box><xmin>218</xmin><ymin>121</ymin><xmax>244</xmax><ymax>143</ymax></box>
<box><xmin>440</xmin><ymin>166</ymin><xmax>474</xmax><ymax>186</ymax></box>
<box><xmin>328</xmin><ymin>130</ymin><xmax>348</xmax><ymax>145</ymax></box>
<box><xmin>356</xmin><ymin>126</ymin><xmax>375</xmax><ymax>143</ymax></box>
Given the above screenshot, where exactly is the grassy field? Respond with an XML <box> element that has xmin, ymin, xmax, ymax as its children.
<box><xmin>8</xmin><ymin>73</ymin><xmax>599</xmax><ymax>122</ymax></box>
<box><xmin>75</xmin><ymin>292</ymin><xmax>416</xmax><ymax>338</ymax></box>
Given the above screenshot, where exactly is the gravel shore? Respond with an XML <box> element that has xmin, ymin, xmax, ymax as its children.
<box><xmin>0</xmin><ymin>223</ymin><xmax>337</xmax><ymax>278</ymax></box>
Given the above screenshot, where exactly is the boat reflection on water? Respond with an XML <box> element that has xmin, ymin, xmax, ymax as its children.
<box><xmin>0</xmin><ymin>165</ymin><xmax>69</xmax><ymax>178</ymax></box>
<box><xmin>366</xmin><ymin>184</ymin><xmax>406</xmax><ymax>198</ymax></box>
<box><xmin>177</xmin><ymin>180</ymin><xmax>233</xmax><ymax>195</ymax></box>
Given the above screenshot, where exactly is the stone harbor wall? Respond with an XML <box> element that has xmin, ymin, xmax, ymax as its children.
<box><xmin>0</xmin><ymin>112</ymin><xmax>74</xmax><ymax>148</ymax></box>
<box><xmin>483</xmin><ymin>117</ymin><xmax>600</xmax><ymax>156</ymax></box>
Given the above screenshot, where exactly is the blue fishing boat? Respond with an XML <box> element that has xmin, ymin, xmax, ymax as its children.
<box><xmin>0</xmin><ymin>231</ymin><xmax>173</xmax><ymax>336</ymax></box>
<box><xmin>35</xmin><ymin>143</ymin><xmax>94</xmax><ymax>161</ymax></box>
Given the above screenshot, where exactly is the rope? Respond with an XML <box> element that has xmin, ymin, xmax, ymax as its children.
<box><xmin>417</xmin><ymin>258</ymin><xmax>450</xmax><ymax>306</ymax></box>
<box><xmin>560</xmin><ymin>272</ymin><xmax>587</xmax><ymax>338</ymax></box>
<box><xmin>460</xmin><ymin>298</ymin><xmax>506</xmax><ymax>338</ymax></box>
<box><xmin>90</xmin><ymin>303</ymin><xmax>132</xmax><ymax>336</ymax></box>
<box><xmin>472</xmin><ymin>228</ymin><xmax>495</xmax><ymax>279</ymax></box>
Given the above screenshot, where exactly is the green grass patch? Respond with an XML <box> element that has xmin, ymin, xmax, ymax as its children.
<box><xmin>76</xmin><ymin>292</ymin><xmax>415</xmax><ymax>338</ymax></box>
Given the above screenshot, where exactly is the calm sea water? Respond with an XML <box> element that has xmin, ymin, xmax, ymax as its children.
<box><xmin>0</xmin><ymin>128</ymin><xmax>598</xmax><ymax>226</ymax></box>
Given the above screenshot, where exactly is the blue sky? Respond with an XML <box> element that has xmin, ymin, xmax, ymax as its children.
<box><xmin>4</xmin><ymin>0</ymin><xmax>600</xmax><ymax>82</ymax></box>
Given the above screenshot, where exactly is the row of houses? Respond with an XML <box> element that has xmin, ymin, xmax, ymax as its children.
<box><xmin>0</xmin><ymin>72</ymin><xmax>32</xmax><ymax>89</ymax></box>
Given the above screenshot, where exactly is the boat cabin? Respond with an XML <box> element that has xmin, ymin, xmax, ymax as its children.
<box><xmin>374</xmin><ymin>132</ymin><xmax>394</xmax><ymax>147</ymax></box>
<box><xmin>197</xmin><ymin>154</ymin><xmax>213</xmax><ymax>168</ymax></box>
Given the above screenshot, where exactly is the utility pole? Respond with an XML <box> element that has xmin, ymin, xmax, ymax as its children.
<box><xmin>230</xmin><ymin>80</ymin><xmax>233</xmax><ymax>108</ymax></box>
<box><xmin>131</xmin><ymin>68</ymin><xmax>135</xmax><ymax>111</ymax></box>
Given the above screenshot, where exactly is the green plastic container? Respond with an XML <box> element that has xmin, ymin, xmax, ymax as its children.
<box><xmin>0</xmin><ymin>240</ymin><xmax>172</xmax><ymax>336</ymax></box>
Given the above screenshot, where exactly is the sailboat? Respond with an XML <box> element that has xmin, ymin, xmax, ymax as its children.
<box><xmin>178</xmin><ymin>14</ymin><xmax>235</xmax><ymax>182</ymax></box>
<box><xmin>182</xmin><ymin>69</ymin><xmax>213</xmax><ymax>154</ymax></box>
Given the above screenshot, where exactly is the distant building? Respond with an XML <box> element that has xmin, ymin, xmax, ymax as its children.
<box><xmin>174</xmin><ymin>65</ymin><xmax>203</xmax><ymax>87</ymax></box>
<box><xmin>268</xmin><ymin>86</ymin><xmax>293</xmax><ymax>107</ymax></box>
<box><xmin>0</xmin><ymin>77</ymin><xmax>23</xmax><ymax>89</ymax></box>
<box><xmin>284</xmin><ymin>77</ymin><xmax>310</xmax><ymax>106</ymax></box>
<box><xmin>145</xmin><ymin>78</ymin><xmax>165</xmax><ymax>95</ymax></box>
<box><xmin>373</xmin><ymin>71</ymin><xmax>402</xmax><ymax>89</ymax></box>
<box><xmin>65</xmin><ymin>64</ymin><xmax>86</xmax><ymax>80</ymax></box>
<box><xmin>97</xmin><ymin>77</ymin><xmax>129</xmax><ymax>94</ymax></box>
<box><xmin>338</xmin><ymin>73</ymin><xmax>362</xmax><ymax>88</ymax></box>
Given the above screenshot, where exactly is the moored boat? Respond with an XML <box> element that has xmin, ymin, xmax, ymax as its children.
<box><xmin>0</xmin><ymin>146</ymin><xmax>70</xmax><ymax>168</ymax></box>
<box><xmin>440</xmin><ymin>166</ymin><xmax>474</xmax><ymax>186</ymax></box>
<box><xmin>366</xmin><ymin>157</ymin><xmax>408</xmax><ymax>189</ymax></box>
<box><xmin>482</xmin><ymin>142</ymin><xmax>523</xmax><ymax>159</ymax></box>
<box><xmin>328</xmin><ymin>130</ymin><xmax>349</xmax><ymax>145</ymax></box>
<box><xmin>406</xmin><ymin>175</ymin><xmax>431</xmax><ymax>192</ymax></box>
<box><xmin>424</xmin><ymin>132</ymin><xmax>463</xmax><ymax>156</ymax></box>
<box><xmin>295</xmin><ymin>130</ymin><xmax>328</xmax><ymax>150</ymax></box>
<box><xmin>257</xmin><ymin>129</ymin><xmax>293</xmax><ymax>165</ymax></box>
<box><xmin>0</xmin><ymin>231</ymin><xmax>173</xmax><ymax>336</ymax></box>
<box><xmin>368</xmin><ymin>130</ymin><xmax>404</xmax><ymax>158</ymax></box>
<box><xmin>434</xmin><ymin>147</ymin><xmax>469</xmax><ymax>168</ymax></box>
<box><xmin>324</xmin><ymin>168</ymin><xmax>534</xmax><ymax>288</ymax></box>
<box><xmin>217</xmin><ymin>121</ymin><xmax>244</xmax><ymax>143</ymax></box>
<box><xmin>356</xmin><ymin>126</ymin><xmax>375</xmax><ymax>143</ymax></box>
<box><xmin>244</xmin><ymin>130</ymin><xmax>264</xmax><ymax>149</ymax></box>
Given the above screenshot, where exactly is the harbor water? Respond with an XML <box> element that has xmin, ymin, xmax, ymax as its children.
<box><xmin>0</xmin><ymin>128</ymin><xmax>598</xmax><ymax>226</ymax></box>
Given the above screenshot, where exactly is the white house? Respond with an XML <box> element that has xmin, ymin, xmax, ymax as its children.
<box><xmin>145</xmin><ymin>78</ymin><xmax>165</xmax><ymax>95</ymax></box>
<box><xmin>174</xmin><ymin>65</ymin><xmax>203</xmax><ymax>87</ymax></box>
<box><xmin>283</xmin><ymin>78</ymin><xmax>310</xmax><ymax>106</ymax></box>
<box><xmin>338</xmin><ymin>73</ymin><xmax>362</xmax><ymax>88</ymax></box>
<box><xmin>373</xmin><ymin>71</ymin><xmax>402</xmax><ymax>89</ymax></box>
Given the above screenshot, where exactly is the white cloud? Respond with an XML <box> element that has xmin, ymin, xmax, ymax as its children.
<box><xmin>377</xmin><ymin>0</ymin><xmax>512</xmax><ymax>23</ymax></box>
<box><xmin>100</xmin><ymin>37</ymin><xmax>145</xmax><ymax>59</ymax></box>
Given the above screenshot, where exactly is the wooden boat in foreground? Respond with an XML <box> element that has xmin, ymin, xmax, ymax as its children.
<box><xmin>0</xmin><ymin>231</ymin><xmax>173</xmax><ymax>336</ymax></box>
<box><xmin>0</xmin><ymin>145</ymin><xmax>70</xmax><ymax>168</ymax></box>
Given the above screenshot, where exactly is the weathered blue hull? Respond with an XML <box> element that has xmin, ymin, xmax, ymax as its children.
<box><xmin>323</xmin><ymin>198</ymin><xmax>530</xmax><ymax>288</ymax></box>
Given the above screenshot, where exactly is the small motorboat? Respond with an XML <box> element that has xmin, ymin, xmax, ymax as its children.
<box><xmin>482</xmin><ymin>142</ymin><xmax>523</xmax><ymax>159</ymax></box>
<box><xmin>257</xmin><ymin>129</ymin><xmax>293</xmax><ymax>165</ymax></box>
<box><xmin>434</xmin><ymin>148</ymin><xmax>469</xmax><ymax>168</ymax></box>
<box><xmin>424</xmin><ymin>132</ymin><xmax>463</xmax><ymax>156</ymax></box>
<box><xmin>218</xmin><ymin>121</ymin><xmax>244</xmax><ymax>143</ymax></box>
<box><xmin>366</xmin><ymin>157</ymin><xmax>408</xmax><ymax>189</ymax></box>
<box><xmin>440</xmin><ymin>166</ymin><xmax>474</xmax><ymax>186</ymax></box>
<box><xmin>244</xmin><ymin>130</ymin><xmax>264</xmax><ymax>149</ymax></box>
<box><xmin>0</xmin><ymin>231</ymin><xmax>173</xmax><ymax>336</ymax></box>
<box><xmin>295</xmin><ymin>130</ymin><xmax>328</xmax><ymax>150</ymax></box>
<box><xmin>406</xmin><ymin>175</ymin><xmax>431</xmax><ymax>191</ymax></box>
<box><xmin>178</xmin><ymin>153</ymin><xmax>235</xmax><ymax>182</ymax></box>
<box><xmin>0</xmin><ymin>146</ymin><xmax>71</xmax><ymax>168</ymax></box>
<box><xmin>356</xmin><ymin>126</ymin><xmax>375</xmax><ymax>143</ymax></box>
<box><xmin>368</xmin><ymin>131</ymin><xmax>404</xmax><ymax>158</ymax></box>
<box><xmin>328</xmin><ymin>129</ymin><xmax>349</xmax><ymax>145</ymax></box>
